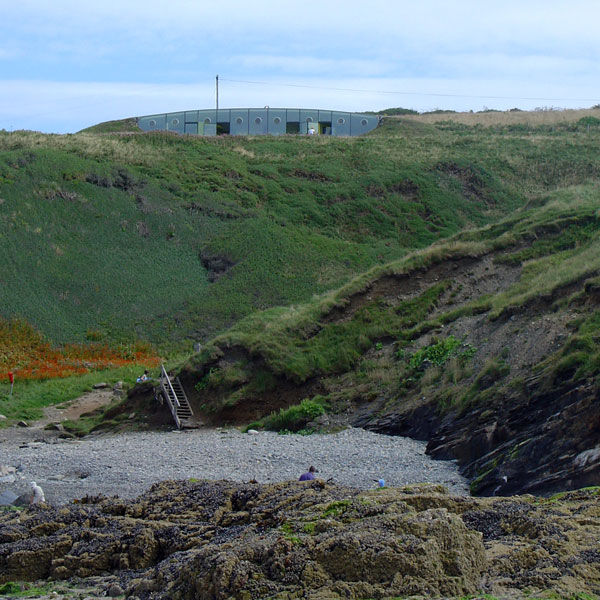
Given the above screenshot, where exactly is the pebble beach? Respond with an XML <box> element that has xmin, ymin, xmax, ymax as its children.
<box><xmin>0</xmin><ymin>427</ymin><xmax>469</xmax><ymax>504</ymax></box>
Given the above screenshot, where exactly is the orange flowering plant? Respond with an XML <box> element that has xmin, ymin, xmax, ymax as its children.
<box><xmin>0</xmin><ymin>318</ymin><xmax>159</xmax><ymax>381</ymax></box>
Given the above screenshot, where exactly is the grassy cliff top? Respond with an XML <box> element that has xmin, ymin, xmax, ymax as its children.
<box><xmin>2</xmin><ymin>111</ymin><xmax>600</xmax><ymax>350</ymax></box>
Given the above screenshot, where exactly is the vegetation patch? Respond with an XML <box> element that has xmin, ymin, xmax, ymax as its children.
<box><xmin>0</xmin><ymin>317</ymin><xmax>159</xmax><ymax>381</ymax></box>
<box><xmin>247</xmin><ymin>396</ymin><xmax>328</xmax><ymax>433</ymax></box>
<box><xmin>406</xmin><ymin>335</ymin><xmax>476</xmax><ymax>370</ymax></box>
<box><xmin>0</xmin><ymin>364</ymin><xmax>154</xmax><ymax>427</ymax></box>
<box><xmin>7</xmin><ymin>113</ymin><xmax>600</xmax><ymax>350</ymax></box>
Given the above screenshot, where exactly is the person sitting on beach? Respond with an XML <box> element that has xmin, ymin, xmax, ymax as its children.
<box><xmin>299</xmin><ymin>466</ymin><xmax>317</xmax><ymax>481</ymax></box>
<box><xmin>30</xmin><ymin>481</ymin><xmax>45</xmax><ymax>505</ymax></box>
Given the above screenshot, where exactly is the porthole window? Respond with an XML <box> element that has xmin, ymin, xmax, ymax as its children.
<box><xmin>172</xmin><ymin>118</ymin><xmax>179</xmax><ymax>125</ymax></box>
<box><xmin>255</xmin><ymin>117</ymin><xmax>262</xmax><ymax>124</ymax></box>
<box><xmin>337</xmin><ymin>118</ymin><xmax>345</xmax><ymax>125</ymax></box>
<box><xmin>306</xmin><ymin>117</ymin><xmax>314</xmax><ymax>123</ymax></box>
<box><xmin>149</xmin><ymin>120</ymin><xmax>156</xmax><ymax>127</ymax></box>
<box><xmin>236</xmin><ymin>117</ymin><xmax>244</xmax><ymax>124</ymax></box>
<box><xmin>273</xmin><ymin>117</ymin><xmax>281</xmax><ymax>124</ymax></box>
<box><xmin>361</xmin><ymin>119</ymin><xmax>368</xmax><ymax>126</ymax></box>
<box><xmin>204</xmin><ymin>118</ymin><xmax>211</xmax><ymax>124</ymax></box>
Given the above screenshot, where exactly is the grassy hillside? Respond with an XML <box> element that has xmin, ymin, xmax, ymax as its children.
<box><xmin>175</xmin><ymin>186</ymin><xmax>600</xmax><ymax>495</ymax></box>
<box><xmin>2</xmin><ymin>113</ymin><xmax>600</xmax><ymax>352</ymax></box>
<box><xmin>179</xmin><ymin>186</ymin><xmax>600</xmax><ymax>399</ymax></box>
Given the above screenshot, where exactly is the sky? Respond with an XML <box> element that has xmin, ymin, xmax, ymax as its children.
<box><xmin>1</xmin><ymin>0</ymin><xmax>600</xmax><ymax>134</ymax></box>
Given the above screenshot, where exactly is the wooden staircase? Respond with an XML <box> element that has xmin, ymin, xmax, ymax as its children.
<box><xmin>157</xmin><ymin>364</ymin><xmax>196</xmax><ymax>429</ymax></box>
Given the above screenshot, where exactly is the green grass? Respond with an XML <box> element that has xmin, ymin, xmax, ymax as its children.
<box><xmin>78</xmin><ymin>117</ymin><xmax>141</xmax><ymax>134</ymax></box>
<box><xmin>407</xmin><ymin>335</ymin><xmax>475</xmax><ymax>369</ymax></box>
<box><xmin>0</xmin><ymin>365</ymin><xmax>145</xmax><ymax>425</ymax></box>
<box><xmin>179</xmin><ymin>185</ymin><xmax>600</xmax><ymax>417</ymax></box>
<box><xmin>4</xmin><ymin>115</ymin><xmax>600</xmax><ymax>350</ymax></box>
<box><xmin>246</xmin><ymin>396</ymin><xmax>328</xmax><ymax>433</ymax></box>
<box><xmin>0</xmin><ymin>582</ymin><xmax>55</xmax><ymax>598</ymax></box>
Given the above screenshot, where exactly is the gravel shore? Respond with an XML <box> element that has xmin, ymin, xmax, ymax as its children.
<box><xmin>0</xmin><ymin>427</ymin><xmax>469</xmax><ymax>504</ymax></box>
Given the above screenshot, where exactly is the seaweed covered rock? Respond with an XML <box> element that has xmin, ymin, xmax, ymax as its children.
<box><xmin>0</xmin><ymin>481</ymin><xmax>599</xmax><ymax>599</ymax></box>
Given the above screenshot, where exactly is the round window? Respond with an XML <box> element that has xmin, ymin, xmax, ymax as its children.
<box><xmin>274</xmin><ymin>117</ymin><xmax>281</xmax><ymax>124</ymax></box>
<box><xmin>172</xmin><ymin>119</ymin><xmax>179</xmax><ymax>125</ymax></box>
<box><xmin>204</xmin><ymin>118</ymin><xmax>211</xmax><ymax>124</ymax></box>
<box><xmin>149</xmin><ymin>120</ymin><xmax>156</xmax><ymax>127</ymax></box>
<box><xmin>337</xmin><ymin>118</ymin><xmax>345</xmax><ymax>124</ymax></box>
<box><xmin>361</xmin><ymin>119</ymin><xmax>368</xmax><ymax>126</ymax></box>
<box><xmin>236</xmin><ymin>117</ymin><xmax>244</xmax><ymax>124</ymax></box>
<box><xmin>255</xmin><ymin>117</ymin><xmax>262</xmax><ymax>124</ymax></box>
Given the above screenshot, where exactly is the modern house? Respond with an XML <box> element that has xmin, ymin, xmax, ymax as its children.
<box><xmin>136</xmin><ymin>108</ymin><xmax>380</xmax><ymax>137</ymax></box>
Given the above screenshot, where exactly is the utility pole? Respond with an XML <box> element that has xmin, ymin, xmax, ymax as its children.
<box><xmin>216</xmin><ymin>74</ymin><xmax>219</xmax><ymax>114</ymax></box>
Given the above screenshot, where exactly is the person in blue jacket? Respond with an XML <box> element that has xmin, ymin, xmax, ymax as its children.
<box><xmin>299</xmin><ymin>465</ymin><xmax>317</xmax><ymax>481</ymax></box>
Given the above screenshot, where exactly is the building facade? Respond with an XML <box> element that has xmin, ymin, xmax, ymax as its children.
<box><xmin>136</xmin><ymin>108</ymin><xmax>380</xmax><ymax>137</ymax></box>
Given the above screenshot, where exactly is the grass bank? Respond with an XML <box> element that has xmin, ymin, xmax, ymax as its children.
<box><xmin>3</xmin><ymin>112</ymin><xmax>600</xmax><ymax>350</ymax></box>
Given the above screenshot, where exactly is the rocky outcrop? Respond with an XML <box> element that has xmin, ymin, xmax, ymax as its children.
<box><xmin>363</xmin><ymin>367</ymin><xmax>600</xmax><ymax>497</ymax></box>
<box><xmin>1</xmin><ymin>480</ymin><xmax>600</xmax><ymax>599</ymax></box>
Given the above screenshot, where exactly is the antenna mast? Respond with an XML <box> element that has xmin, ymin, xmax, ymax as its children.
<box><xmin>216</xmin><ymin>74</ymin><xmax>219</xmax><ymax>113</ymax></box>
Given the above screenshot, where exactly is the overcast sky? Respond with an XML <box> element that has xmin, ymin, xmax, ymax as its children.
<box><xmin>2</xmin><ymin>0</ymin><xmax>599</xmax><ymax>133</ymax></box>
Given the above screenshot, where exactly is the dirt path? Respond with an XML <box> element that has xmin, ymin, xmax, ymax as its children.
<box><xmin>40</xmin><ymin>388</ymin><xmax>115</xmax><ymax>428</ymax></box>
<box><xmin>0</xmin><ymin>387</ymin><xmax>116</xmax><ymax>445</ymax></box>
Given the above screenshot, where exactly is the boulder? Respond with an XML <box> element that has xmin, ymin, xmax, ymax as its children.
<box><xmin>0</xmin><ymin>490</ymin><xmax>18</xmax><ymax>506</ymax></box>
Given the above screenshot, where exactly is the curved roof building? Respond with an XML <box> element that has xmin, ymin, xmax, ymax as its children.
<box><xmin>137</xmin><ymin>108</ymin><xmax>380</xmax><ymax>137</ymax></box>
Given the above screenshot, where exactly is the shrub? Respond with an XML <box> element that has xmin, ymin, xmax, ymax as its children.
<box><xmin>376</xmin><ymin>107</ymin><xmax>419</xmax><ymax>116</ymax></box>
<box><xmin>578</xmin><ymin>116</ymin><xmax>600</xmax><ymax>128</ymax></box>
<box><xmin>407</xmin><ymin>336</ymin><xmax>476</xmax><ymax>370</ymax></box>
<box><xmin>262</xmin><ymin>397</ymin><xmax>328</xmax><ymax>432</ymax></box>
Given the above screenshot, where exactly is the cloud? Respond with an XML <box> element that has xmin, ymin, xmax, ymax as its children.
<box><xmin>1</xmin><ymin>1</ymin><xmax>600</xmax><ymax>132</ymax></box>
<box><xmin>230</xmin><ymin>54</ymin><xmax>394</xmax><ymax>77</ymax></box>
<box><xmin>0</xmin><ymin>46</ymin><xmax>19</xmax><ymax>60</ymax></box>
<box><xmin>0</xmin><ymin>80</ymin><xmax>214</xmax><ymax>132</ymax></box>
<box><xmin>434</xmin><ymin>53</ymin><xmax>600</xmax><ymax>82</ymax></box>
<box><xmin>2</xmin><ymin>75</ymin><xmax>597</xmax><ymax>134</ymax></box>
<box><xmin>5</xmin><ymin>1</ymin><xmax>600</xmax><ymax>52</ymax></box>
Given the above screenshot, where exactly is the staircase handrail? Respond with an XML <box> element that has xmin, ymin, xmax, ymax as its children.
<box><xmin>160</xmin><ymin>364</ymin><xmax>180</xmax><ymax>408</ymax></box>
<box><xmin>159</xmin><ymin>364</ymin><xmax>181</xmax><ymax>430</ymax></box>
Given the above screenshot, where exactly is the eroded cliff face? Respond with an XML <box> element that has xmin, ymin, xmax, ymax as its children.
<box><xmin>352</xmin><ymin>265</ymin><xmax>600</xmax><ymax>496</ymax></box>
<box><xmin>1</xmin><ymin>481</ymin><xmax>599</xmax><ymax>599</ymax></box>
<box><xmin>173</xmin><ymin>241</ymin><xmax>600</xmax><ymax>497</ymax></box>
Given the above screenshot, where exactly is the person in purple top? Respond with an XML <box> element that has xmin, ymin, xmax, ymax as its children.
<box><xmin>299</xmin><ymin>466</ymin><xmax>317</xmax><ymax>481</ymax></box>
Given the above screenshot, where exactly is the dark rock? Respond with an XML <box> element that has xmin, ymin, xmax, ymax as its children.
<box><xmin>0</xmin><ymin>480</ymin><xmax>598</xmax><ymax>599</ymax></box>
<box><xmin>0</xmin><ymin>490</ymin><xmax>18</xmax><ymax>506</ymax></box>
<box><xmin>44</xmin><ymin>422</ymin><xmax>65</xmax><ymax>432</ymax></box>
<box><xmin>366</xmin><ymin>374</ymin><xmax>600</xmax><ymax>498</ymax></box>
<box><xmin>107</xmin><ymin>583</ymin><xmax>124</xmax><ymax>596</ymax></box>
